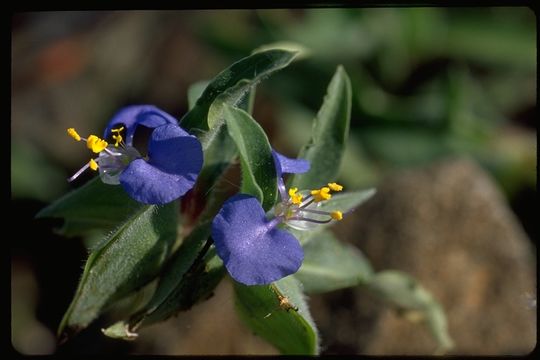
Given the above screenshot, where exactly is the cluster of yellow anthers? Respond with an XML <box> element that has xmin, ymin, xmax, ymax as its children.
<box><xmin>66</xmin><ymin>127</ymin><xmax>125</xmax><ymax>182</ymax></box>
<box><xmin>285</xmin><ymin>182</ymin><xmax>344</xmax><ymax>225</ymax></box>
<box><xmin>111</xmin><ymin>127</ymin><xmax>124</xmax><ymax>147</ymax></box>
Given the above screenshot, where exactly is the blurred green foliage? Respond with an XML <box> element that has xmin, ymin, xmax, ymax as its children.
<box><xmin>12</xmin><ymin>8</ymin><xmax>535</xmax><ymax>203</ymax></box>
<box><xmin>192</xmin><ymin>8</ymin><xmax>536</xmax><ymax>195</ymax></box>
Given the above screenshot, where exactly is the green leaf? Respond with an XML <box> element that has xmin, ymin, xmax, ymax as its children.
<box><xmin>187</xmin><ymin>80</ymin><xmax>211</xmax><ymax>111</ymax></box>
<box><xmin>108</xmin><ymin>221</ymin><xmax>225</xmax><ymax>335</ymax></box>
<box><xmin>367</xmin><ymin>270</ymin><xmax>454</xmax><ymax>353</ymax></box>
<box><xmin>234</xmin><ymin>276</ymin><xmax>319</xmax><ymax>355</ymax></box>
<box><xmin>295</xmin><ymin>230</ymin><xmax>373</xmax><ymax>294</ymax></box>
<box><xmin>184</xmin><ymin>78</ymin><xmax>255</xmax><ymax>222</ymax></box>
<box><xmin>36</xmin><ymin>177</ymin><xmax>142</xmax><ymax>237</ymax></box>
<box><xmin>252</xmin><ymin>41</ymin><xmax>311</xmax><ymax>61</ymax></box>
<box><xmin>185</xmin><ymin>86</ymin><xmax>246</xmax><ymax>223</ymax></box>
<box><xmin>58</xmin><ymin>202</ymin><xmax>178</xmax><ymax>339</ymax></box>
<box><xmin>133</xmin><ymin>222</ymin><xmax>213</xmax><ymax>322</ymax></box>
<box><xmin>224</xmin><ymin>104</ymin><xmax>278</xmax><ymax>211</ymax></box>
<box><xmin>182</xmin><ymin>49</ymin><xmax>296</xmax><ymax>223</ymax></box>
<box><xmin>137</xmin><ymin>246</ymin><xmax>225</xmax><ymax>329</ymax></box>
<box><xmin>180</xmin><ymin>48</ymin><xmax>299</xmax><ymax>145</ymax></box>
<box><xmin>316</xmin><ymin>188</ymin><xmax>376</xmax><ymax>213</ymax></box>
<box><xmin>290</xmin><ymin>65</ymin><xmax>352</xmax><ymax>190</ymax></box>
<box><xmin>104</xmin><ymin>246</ymin><xmax>225</xmax><ymax>339</ymax></box>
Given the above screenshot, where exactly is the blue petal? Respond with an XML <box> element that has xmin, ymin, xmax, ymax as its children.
<box><xmin>119</xmin><ymin>124</ymin><xmax>203</xmax><ymax>204</ymax></box>
<box><xmin>272</xmin><ymin>150</ymin><xmax>310</xmax><ymax>176</ymax></box>
<box><xmin>272</xmin><ymin>150</ymin><xmax>311</xmax><ymax>198</ymax></box>
<box><xmin>212</xmin><ymin>194</ymin><xmax>304</xmax><ymax>285</ymax></box>
<box><xmin>104</xmin><ymin>105</ymin><xmax>178</xmax><ymax>145</ymax></box>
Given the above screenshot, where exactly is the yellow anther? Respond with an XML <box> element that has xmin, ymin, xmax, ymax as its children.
<box><xmin>111</xmin><ymin>127</ymin><xmax>125</xmax><ymax>147</ymax></box>
<box><xmin>311</xmin><ymin>187</ymin><xmax>332</xmax><ymax>202</ymax></box>
<box><xmin>288</xmin><ymin>187</ymin><xmax>303</xmax><ymax>205</ymax></box>
<box><xmin>112</xmin><ymin>134</ymin><xmax>123</xmax><ymax>147</ymax></box>
<box><xmin>67</xmin><ymin>128</ymin><xmax>81</xmax><ymax>141</ymax></box>
<box><xmin>86</xmin><ymin>135</ymin><xmax>108</xmax><ymax>153</ymax></box>
<box><xmin>89</xmin><ymin>158</ymin><xmax>99</xmax><ymax>171</ymax></box>
<box><xmin>330</xmin><ymin>211</ymin><xmax>343</xmax><ymax>221</ymax></box>
<box><xmin>328</xmin><ymin>182</ymin><xmax>343</xmax><ymax>192</ymax></box>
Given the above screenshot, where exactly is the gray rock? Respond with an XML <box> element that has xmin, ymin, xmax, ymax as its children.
<box><xmin>313</xmin><ymin>158</ymin><xmax>536</xmax><ymax>355</ymax></box>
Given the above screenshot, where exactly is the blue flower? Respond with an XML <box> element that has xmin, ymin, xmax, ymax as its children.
<box><xmin>211</xmin><ymin>194</ymin><xmax>304</xmax><ymax>286</ymax></box>
<box><xmin>103</xmin><ymin>105</ymin><xmax>178</xmax><ymax>145</ymax></box>
<box><xmin>212</xmin><ymin>151</ymin><xmax>346</xmax><ymax>285</ymax></box>
<box><xmin>66</xmin><ymin>105</ymin><xmax>203</xmax><ymax>205</ymax></box>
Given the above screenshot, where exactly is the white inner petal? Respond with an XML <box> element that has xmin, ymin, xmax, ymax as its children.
<box><xmin>98</xmin><ymin>145</ymin><xmax>141</xmax><ymax>185</ymax></box>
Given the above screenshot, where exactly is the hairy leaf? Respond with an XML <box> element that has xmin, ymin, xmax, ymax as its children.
<box><xmin>118</xmin><ymin>221</ymin><xmax>224</xmax><ymax>332</ymax></box>
<box><xmin>36</xmin><ymin>177</ymin><xmax>142</xmax><ymax>237</ymax></box>
<box><xmin>58</xmin><ymin>202</ymin><xmax>177</xmax><ymax>340</ymax></box>
<box><xmin>187</xmin><ymin>80</ymin><xmax>211</xmax><ymax>111</ymax></box>
<box><xmin>224</xmin><ymin>104</ymin><xmax>278</xmax><ymax>210</ymax></box>
<box><xmin>290</xmin><ymin>65</ymin><xmax>352</xmax><ymax>190</ymax></box>
<box><xmin>234</xmin><ymin>276</ymin><xmax>319</xmax><ymax>355</ymax></box>
<box><xmin>180</xmin><ymin>48</ymin><xmax>299</xmax><ymax>148</ymax></box>
<box><xmin>296</xmin><ymin>230</ymin><xmax>373</xmax><ymax>293</ymax></box>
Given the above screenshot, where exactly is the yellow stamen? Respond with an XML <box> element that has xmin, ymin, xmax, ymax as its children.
<box><xmin>112</xmin><ymin>134</ymin><xmax>123</xmax><ymax>147</ymax></box>
<box><xmin>311</xmin><ymin>187</ymin><xmax>332</xmax><ymax>202</ymax></box>
<box><xmin>89</xmin><ymin>159</ymin><xmax>99</xmax><ymax>171</ymax></box>
<box><xmin>330</xmin><ymin>211</ymin><xmax>343</xmax><ymax>221</ymax></box>
<box><xmin>111</xmin><ymin>127</ymin><xmax>125</xmax><ymax>147</ymax></box>
<box><xmin>288</xmin><ymin>187</ymin><xmax>303</xmax><ymax>205</ymax></box>
<box><xmin>67</xmin><ymin>128</ymin><xmax>81</xmax><ymax>141</ymax></box>
<box><xmin>86</xmin><ymin>135</ymin><xmax>108</xmax><ymax>153</ymax></box>
<box><xmin>328</xmin><ymin>182</ymin><xmax>343</xmax><ymax>192</ymax></box>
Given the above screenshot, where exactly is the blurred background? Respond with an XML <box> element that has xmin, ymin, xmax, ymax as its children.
<box><xmin>12</xmin><ymin>8</ymin><xmax>536</xmax><ymax>355</ymax></box>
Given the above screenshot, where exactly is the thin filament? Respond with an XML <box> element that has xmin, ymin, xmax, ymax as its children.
<box><xmin>287</xmin><ymin>216</ymin><xmax>332</xmax><ymax>224</ymax></box>
<box><xmin>68</xmin><ymin>162</ymin><xmax>91</xmax><ymax>182</ymax></box>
